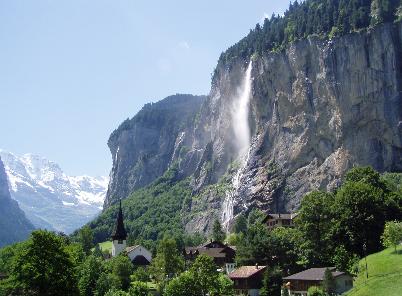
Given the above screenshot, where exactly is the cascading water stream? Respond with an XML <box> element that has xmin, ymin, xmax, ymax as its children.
<box><xmin>221</xmin><ymin>61</ymin><xmax>253</xmax><ymax>230</ymax></box>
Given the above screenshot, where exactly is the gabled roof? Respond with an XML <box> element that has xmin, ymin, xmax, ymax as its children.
<box><xmin>229</xmin><ymin>265</ymin><xmax>266</xmax><ymax>279</ymax></box>
<box><xmin>283</xmin><ymin>267</ymin><xmax>346</xmax><ymax>281</ymax></box>
<box><xmin>111</xmin><ymin>200</ymin><xmax>127</xmax><ymax>240</ymax></box>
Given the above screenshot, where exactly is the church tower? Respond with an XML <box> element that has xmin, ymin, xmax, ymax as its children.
<box><xmin>111</xmin><ymin>200</ymin><xmax>127</xmax><ymax>257</ymax></box>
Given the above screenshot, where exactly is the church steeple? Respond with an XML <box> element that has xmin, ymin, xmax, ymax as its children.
<box><xmin>111</xmin><ymin>200</ymin><xmax>127</xmax><ymax>256</ymax></box>
<box><xmin>112</xmin><ymin>200</ymin><xmax>127</xmax><ymax>240</ymax></box>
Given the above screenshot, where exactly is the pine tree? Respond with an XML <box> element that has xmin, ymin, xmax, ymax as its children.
<box><xmin>212</xmin><ymin>219</ymin><xmax>226</xmax><ymax>242</ymax></box>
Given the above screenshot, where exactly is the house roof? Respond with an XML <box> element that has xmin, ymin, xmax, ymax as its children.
<box><xmin>229</xmin><ymin>265</ymin><xmax>267</xmax><ymax>279</ymax></box>
<box><xmin>283</xmin><ymin>267</ymin><xmax>346</xmax><ymax>281</ymax></box>
<box><xmin>262</xmin><ymin>213</ymin><xmax>298</xmax><ymax>223</ymax></box>
<box><xmin>111</xmin><ymin>200</ymin><xmax>127</xmax><ymax>240</ymax></box>
<box><xmin>126</xmin><ymin>245</ymin><xmax>140</xmax><ymax>253</ymax></box>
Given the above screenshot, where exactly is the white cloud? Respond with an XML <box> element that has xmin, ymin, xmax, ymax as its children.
<box><xmin>178</xmin><ymin>41</ymin><xmax>190</xmax><ymax>50</ymax></box>
<box><xmin>261</xmin><ymin>12</ymin><xmax>270</xmax><ymax>24</ymax></box>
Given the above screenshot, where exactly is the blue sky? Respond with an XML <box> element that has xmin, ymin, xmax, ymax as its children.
<box><xmin>0</xmin><ymin>1</ymin><xmax>289</xmax><ymax>176</ymax></box>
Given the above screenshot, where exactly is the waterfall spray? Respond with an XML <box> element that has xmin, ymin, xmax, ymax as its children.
<box><xmin>221</xmin><ymin>61</ymin><xmax>253</xmax><ymax>230</ymax></box>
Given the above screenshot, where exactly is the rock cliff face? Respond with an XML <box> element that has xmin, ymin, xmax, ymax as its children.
<box><xmin>106</xmin><ymin>23</ymin><xmax>402</xmax><ymax>233</ymax></box>
<box><xmin>104</xmin><ymin>94</ymin><xmax>206</xmax><ymax>207</ymax></box>
<box><xmin>0</xmin><ymin>157</ymin><xmax>34</xmax><ymax>247</ymax></box>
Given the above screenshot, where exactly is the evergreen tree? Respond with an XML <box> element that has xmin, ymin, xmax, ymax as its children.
<box><xmin>79</xmin><ymin>225</ymin><xmax>94</xmax><ymax>256</ymax></box>
<box><xmin>260</xmin><ymin>266</ymin><xmax>283</xmax><ymax>296</ymax></box>
<box><xmin>322</xmin><ymin>268</ymin><xmax>336</xmax><ymax>295</ymax></box>
<box><xmin>212</xmin><ymin>219</ymin><xmax>226</xmax><ymax>242</ymax></box>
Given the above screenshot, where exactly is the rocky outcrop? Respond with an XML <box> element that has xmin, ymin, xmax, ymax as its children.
<box><xmin>104</xmin><ymin>94</ymin><xmax>206</xmax><ymax>207</ymax></box>
<box><xmin>106</xmin><ymin>23</ymin><xmax>402</xmax><ymax>234</ymax></box>
<box><xmin>0</xmin><ymin>157</ymin><xmax>34</xmax><ymax>247</ymax></box>
<box><xmin>185</xmin><ymin>22</ymin><xmax>402</xmax><ymax>232</ymax></box>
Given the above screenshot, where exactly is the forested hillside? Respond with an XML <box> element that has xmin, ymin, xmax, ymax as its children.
<box><xmin>217</xmin><ymin>0</ymin><xmax>402</xmax><ymax>73</ymax></box>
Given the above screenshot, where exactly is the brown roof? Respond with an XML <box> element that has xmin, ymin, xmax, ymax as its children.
<box><xmin>262</xmin><ymin>213</ymin><xmax>298</xmax><ymax>223</ymax></box>
<box><xmin>283</xmin><ymin>267</ymin><xmax>346</xmax><ymax>281</ymax></box>
<box><xmin>229</xmin><ymin>266</ymin><xmax>267</xmax><ymax>279</ymax></box>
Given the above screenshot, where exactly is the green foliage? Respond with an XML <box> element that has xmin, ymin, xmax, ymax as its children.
<box><xmin>189</xmin><ymin>255</ymin><xmax>219</xmax><ymax>294</ymax></box>
<box><xmin>294</xmin><ymin>166</ymin><xmax>402</xmax><ymax>273</ymax></box>
<box><xmin>130</xmin><ymin>267</ymin><xmax>149</xmax><ymax>283</ymax></box>
<box><xmin>149</xmin><ymin>238</ymin><xmax>184</xmax><ymax>284</ymax></box>
<box><xmin>226</xmin><ymin>232</ymin><xmax>244</xmax><ymax>246</ymax></box>
<box><xmin>79</xmin><ymin>226</ymin><xmax>94</xmax><ymax>256</ymax></box>
<box><xmin>236</xmin><ymin>223</ymin><xmax>301</xmax><ymax>274</ymax></box>
<box><xmin>214</xmin><ymin>0</ymin><xmax>401</xmax><ymax>79</ymax></box>
<box><xmin>95</xmin><ymin>273</ymin><xmax>121</xmax><ymax>296</ymax></box>
<box><xmin>322</xmin><ymin>268</ymin><xmax>335</xmax><ymax>295</ymax></box>
<box><xmin>128</xmin><ymin>281</ymin><xmax>149</xmax><ymax>296</ymax></box>
<box><xmin>183</xmin><ymin>232</ymin><xmax>205</xmax><ymax>247</ymax></box>
<box><xmin>0</xmin><ymin>241</ymin><xmax>28</xmax><ymax>274</ymax></box>
<box><xmin>9</xmin><ymin>230</ymin><xmax>79</xmax><ymax>296</ymax></box>
<box><xmin>381</xmin><ymin>221</ymin><xmax>402</xmax><ymax>252</ymax></box>
<box><xmin>247</xmin><ymin>208</ymin><xmax>266</xmax><ymax>226</ymax></box>
<box><xmin>296</xmin><ymin>191</ymin><xmax>335</xmax><ymax>266</ymax></box>
<box><xmin>106</xmin><ymin>255</ymin><xmax>134</xmax><ymax>291</ymax></box>
<box><xmin>78</xmin><ymin>255</ymin><xmax>103</xmax><ymax>296</ymax></box>
<box><xmin>233</xmin><ymin>214</ymin><xmax>248</xmax><ymax>234</ymax></box>
<box><xmin>307</xmin><ymin>286</ymin><xmax>326</xmax><ymax>296</ymax></box>
<box><xmin>164</xmin><ymin>255</ymin><xmax>232</xmax><ymax>296</ymax></box>
<box><xmin>164</xmin><ymin>271</ymin><xmax>200</xmax><ymax>296</ymax></box>
<box><xmin>334</xmin><ymin>181</ymin><xmax>387</xmax><ymax>256</ymax></box>
<box><xmin>260</xmin><ymin>266</ymin><xmax>282</xmax><ymax>296</ymax></box>
<box><xmin>87</xmin><ymin>166</ymin><xmax>192</xmax><ymax>250</ymax></box>
<box><xmin>212</xmin><ymin>219</ymin><xmax>226</xmax><ymax>242</ymax></box>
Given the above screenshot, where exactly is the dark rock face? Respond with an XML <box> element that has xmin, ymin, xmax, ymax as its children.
<box><xmin>106</xmin><ymin>23</ymin><xmax>402</xmax><ymax>233</ymax></box>
<box><xmin>104</xmin><ymin>94</ymin><xmax>206</xmax><ymax>207</ymax></box>
<box><xmin>0</xmin><ymin>157</ymin><xmax>34</xmax><ymax>247</ymax></box>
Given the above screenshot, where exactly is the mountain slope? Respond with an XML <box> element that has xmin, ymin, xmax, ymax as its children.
<box><xmin>103</xmin><ymin>1</ymin><xmax>402</xmax><ymax>235</ymax></box>
<box><xmin>0</xmin><ymin>150</ymin><xmax>108</xmax><ymax>234</ymax></box>
<box><xmin>0</xmin><ymin>157</ymin><xmax>34</xmax><ymax>247</ymax></box>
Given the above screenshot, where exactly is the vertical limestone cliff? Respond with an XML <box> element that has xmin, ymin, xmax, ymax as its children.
<box><xmin>105</xmin><ymin>23</ymin><xmax>402</xmax><ymax>233</ymax></box>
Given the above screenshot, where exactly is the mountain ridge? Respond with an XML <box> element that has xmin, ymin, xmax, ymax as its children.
<box><xmin>0</xmin><ymin>150</ymin><xmax>108</xmax><ymax>234</ymax></box>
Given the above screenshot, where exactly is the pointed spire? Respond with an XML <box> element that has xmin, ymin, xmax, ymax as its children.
<box><xmin>111</xmin><ymin>199</ymin><xmax>127</xmax><ymax>240</ymax></box>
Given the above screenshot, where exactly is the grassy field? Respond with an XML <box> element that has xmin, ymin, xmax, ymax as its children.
<box><xmin>97</xmin><ymin>241</ymin><xmax>112</xmax><ymax>253</ymax></box>
<box><xmin>346</xmin><ymin>246</ymin><xmax>402</xmax><ymax>296</ymax></box>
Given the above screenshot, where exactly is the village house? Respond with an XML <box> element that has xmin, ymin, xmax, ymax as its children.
<box><xmin>183</xmin><ymin>240</ymin><xmax>236</xmax><ymax>273</ymax></box>
<box><xmin>282</xmin><ymin>267</ymin><xmax>353</xmax><ymax>296</ymax></box>
<box><xmin>262</xmin><ymin>213</ymin><xmax>298</xmax><ymax>230</ymax></box>
<box><xmin>111</xmin><ymin>201</ymin><xmax>152</xmax><ymax>266</ymax></box>
<box><xmin>229</xmin><ymin>264</ymin><xmax>266</xmax><ymax>296</ymax></box>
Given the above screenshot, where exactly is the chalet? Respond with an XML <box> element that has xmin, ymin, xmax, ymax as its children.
<box><xmin>111</xmin><ymin>201</ymin><xmax>152</xmax><ymax>266</ymax></box>
<box><xmin>283</xmin><ymin>267</ymin><xmax>353</xmax><ymax>296</ymax></box>
<box><xmin>183</xmin><ymin>240</ymin><xmax>236</xmax><ymax>273</ymax></box>
<box><xmin>229</xmin><ymin>264</ymin><xmax>266</xmax><ymax>296</ymax></box>
<box><xmin>262</xmin><ymin>213</ymin><xmax>298</xmax><ymax>230</ymax></box>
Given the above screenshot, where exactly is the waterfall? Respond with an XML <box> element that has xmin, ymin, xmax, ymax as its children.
<box><xmin>221</xmin><ymin>61</ymin><xmax>253</xmax><ymax>230</ymax></box>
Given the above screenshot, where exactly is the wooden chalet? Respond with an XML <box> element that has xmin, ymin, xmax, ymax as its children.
<box><xmin>262</xmin><ymin>213</ymin><xmax>298</xmax><ymax>230</ymax></box>
<box><xmin>229</xmin><ymin>264</ymin><xmax>266</xmax><ymax>296</ymax></box>
<box><xmin>283</xmin><ymin>267</ymin><xmax>353</xmax><ymax>296</ymax></box>
<box><xmin>183</xmin><ymin>240</ymin><xmax>236</xmax><ymax>272</ymax></box>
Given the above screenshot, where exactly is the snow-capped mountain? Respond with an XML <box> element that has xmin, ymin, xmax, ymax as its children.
<box><xmin>0</xmin><ymin>150</ymin><xmax>108</xmax><ymax>234</ymax></box>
